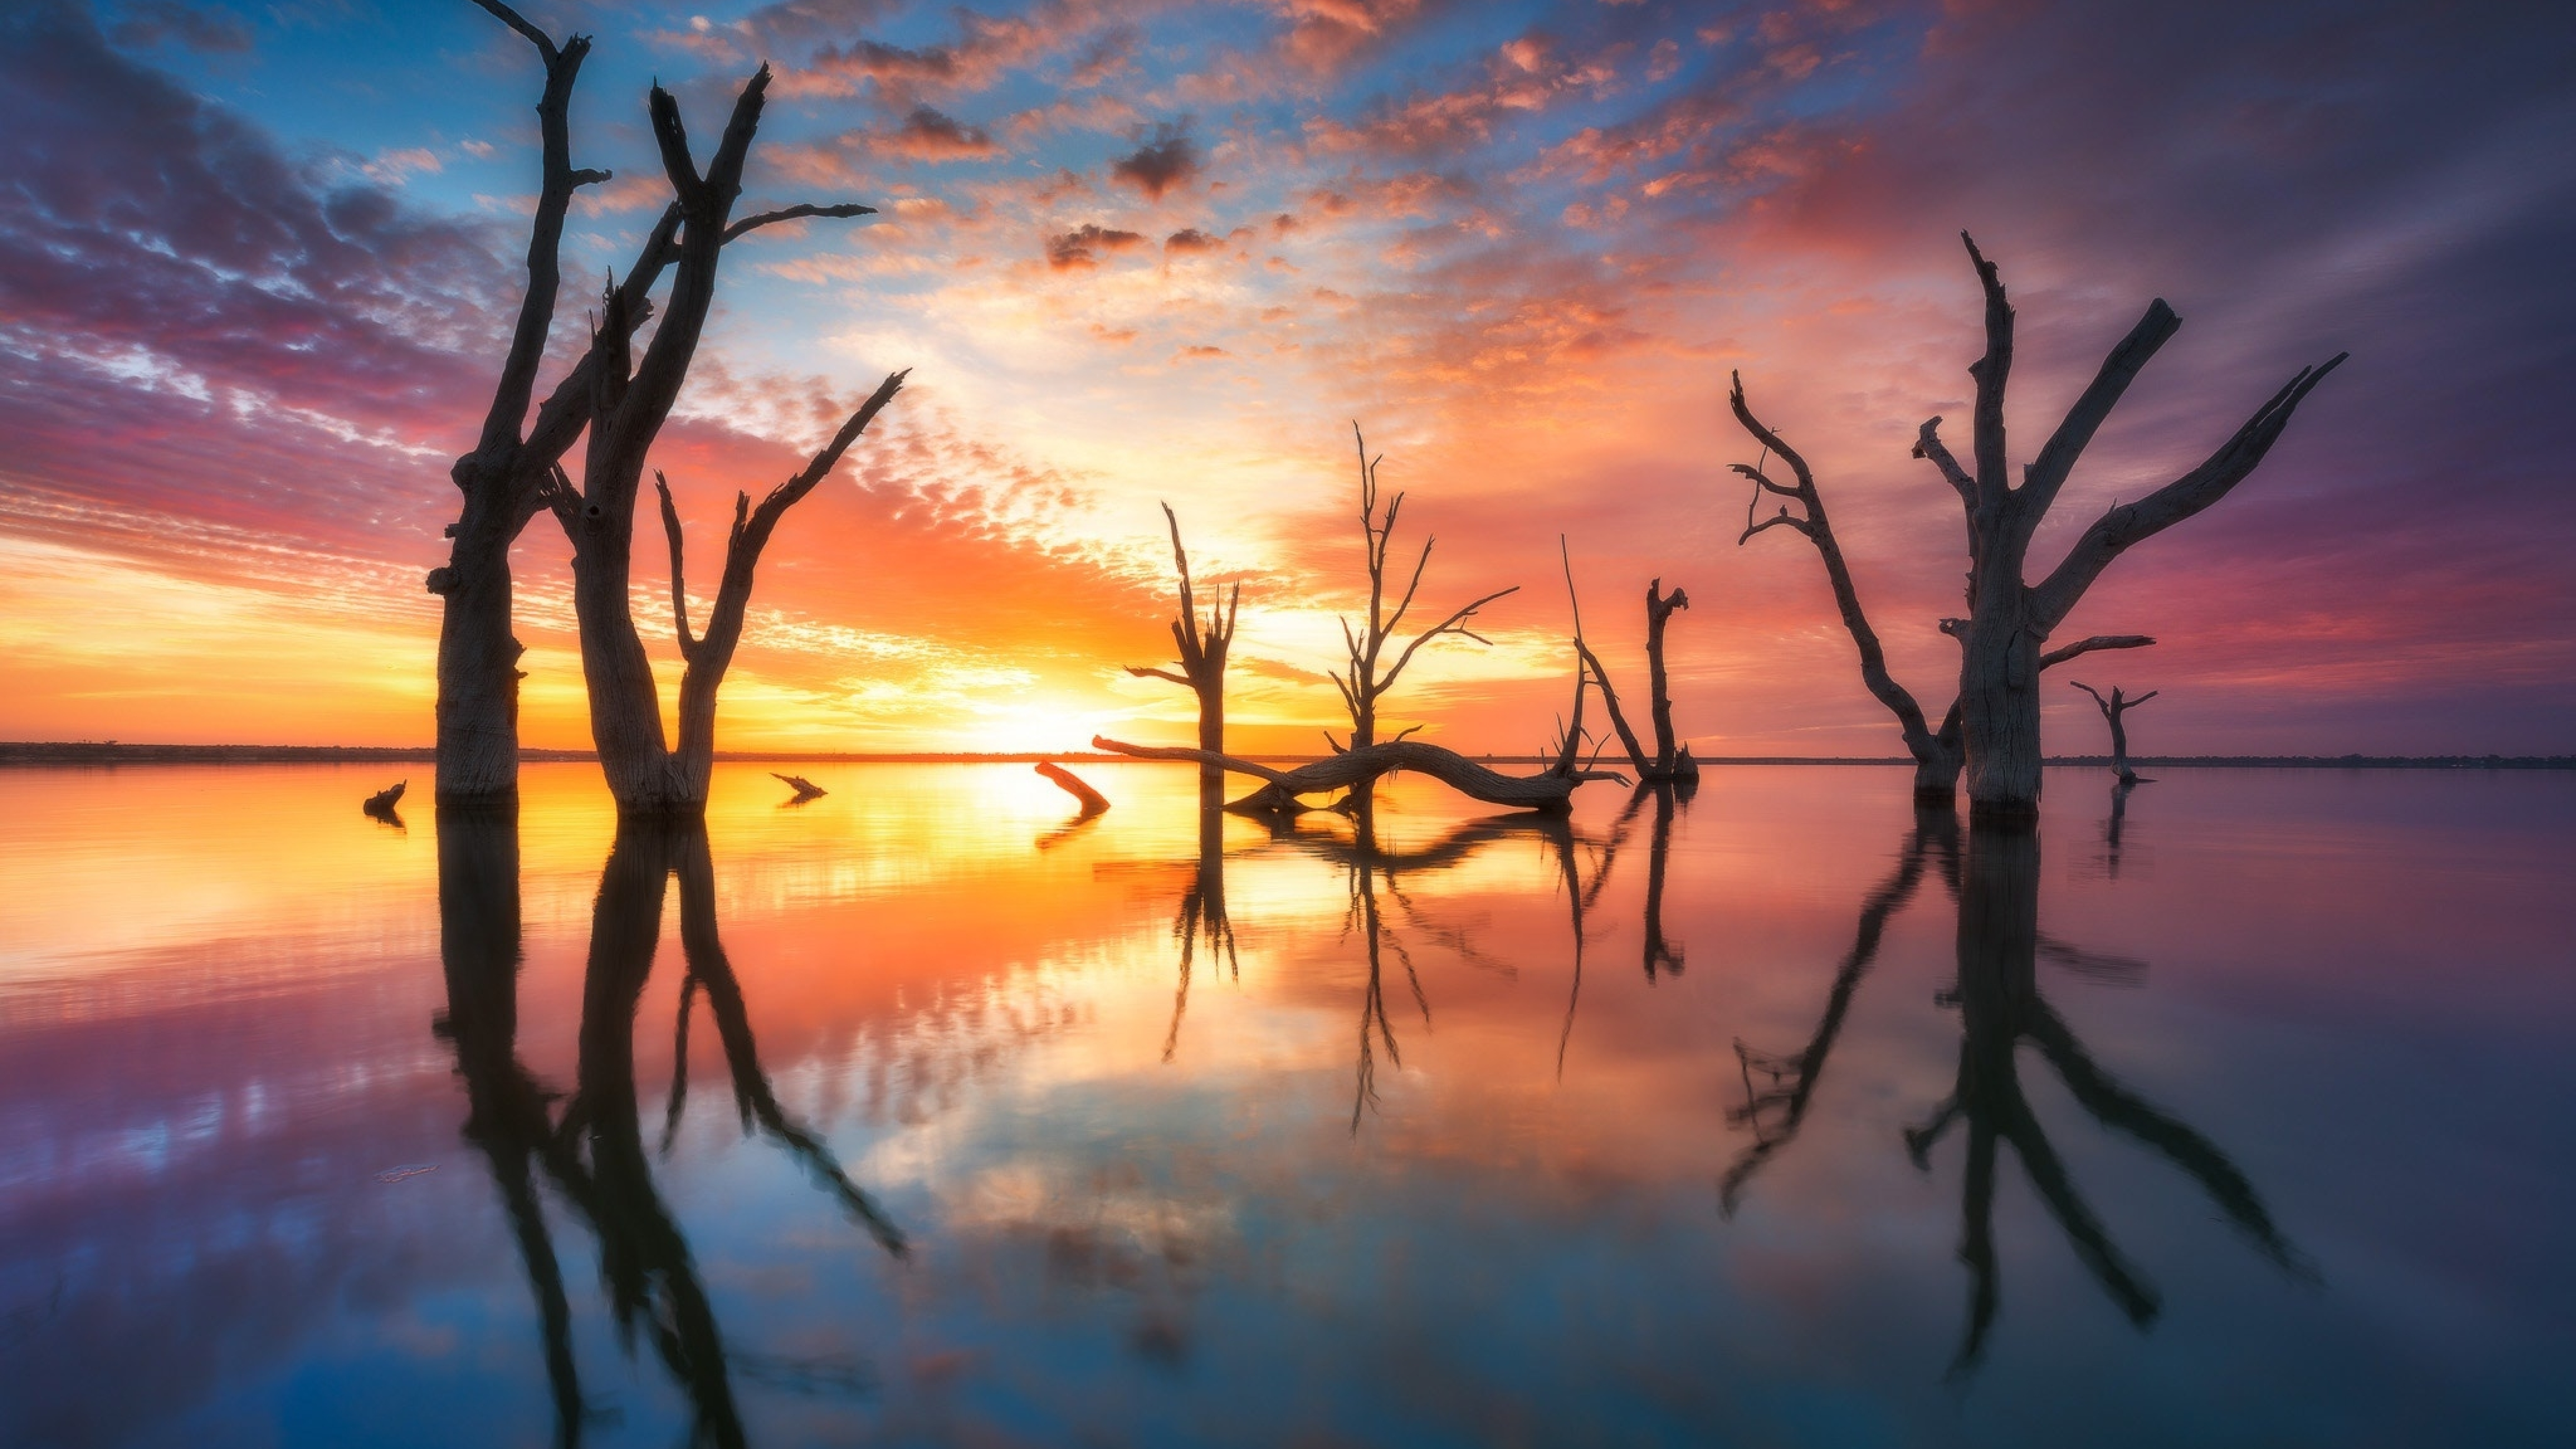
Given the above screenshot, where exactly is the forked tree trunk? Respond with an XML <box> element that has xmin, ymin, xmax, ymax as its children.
<box><xmin>1921</xmin><ymin>236</ymin><xmax>2341</xmax><ymax>822</ymax></box>
<box><xmin>1731</xmin><ymin>233</ymin><xmax>2338</xmax><ymax>820</ymax></box>
<box><xmin>1330</xmin><ymin>425</ymin><xmax>1515</xmax><ymax>754</ymax></box>
<box><xmin>436</xmin><ymin>4</ymin><xmax>871</xmax><ymax>807</ymax></box>
<box><xmin>1126</xmin><ymin>503</ymin><xmax>1238</xmax><ymax>790</ymax></box>
<box><xmin>539</xmin><ymin>61</ymin><xmax>902</xmax><ymax>815</ymax></box>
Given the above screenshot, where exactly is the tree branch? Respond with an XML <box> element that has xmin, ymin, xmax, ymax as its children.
<box><xmin>1729</xmin><ymin>371</ymin><xmax>1943</xmax><ymax>764</ymax></box>
<box><xmin>1960</xmin><ymin>230</ymin><xmax>2014</xmax><ymax>508</ymax></box>
<box><xmin>1913</xmin><ymin>418</ymin><xmax>1976</xmax><ymax>507</ymax></box>
<box><xmin>1378</xmin><ymin>585</ymin><xmax>1518</xmax><ymax>697</ymax></box>
<box><xmin>653</xmin><ymin>471</ymin><xmax>699</xmax><ymax>661</ymax></box>
<box><xmin>2027</xmin><ymin>354</ymin><xmax>2347</xmax><ymax>630</ymax></box>
<box><xmin>2037</xmin><ymin>634</ymin><xmax>2154</xmax><ymax>670</ymax></box>
<box><xmin>722</xmin><ymin>202</ymin><xmax>876</xmax><ymax>243</ymax></box>
<box><xmin>2013</xmin><ymin>299</ymin><xmax>2183</xmax><ymax>535</ymax></box>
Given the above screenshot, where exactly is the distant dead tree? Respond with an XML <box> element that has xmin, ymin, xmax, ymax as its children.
<box><xmin>1729</xmin><ymin>233</ymin><xmax>2342</xmax><ymax>820</ymax></box>
<box><xmin>1329</xmin><ymin>424</ymin><xmax>1516</xmax><ymax>753</ymax></box>
<box><xmin>1125</xmin><ymin>503</ymin><xmax>1239</xmax><ymax>786</ymax></box>
<box><xmin>1570</xmin><ymin>558</ymin><xmax>1697</xmax><ymax>784</ymax></box>
<box><xmin>1095</xmin><ymin>430</ymin><xmax>1625</xmax><ymax>813</ymax></box>
<box><xmin>2070</xmin><ymin>682</ymin><xmax>2157</xmax><ymax>783</ymax></box>
<box><xmin>432</xmin><ymin>0</ymin><xmax>875</xmax><ymax>806</ymax></box>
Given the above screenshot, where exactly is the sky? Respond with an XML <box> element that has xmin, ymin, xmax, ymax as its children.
<box><xmin>2</xmin><ymin>0</ymin><xmax>2571</xmax><ymax>757</ymax></box>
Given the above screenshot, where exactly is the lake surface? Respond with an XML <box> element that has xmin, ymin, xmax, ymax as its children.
<box><xmin>1</xmin><ymin>761</ymin><xmax>2569</xmax><ymax>1447</ymax></box>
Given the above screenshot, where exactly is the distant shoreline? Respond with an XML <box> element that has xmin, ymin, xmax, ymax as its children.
<box><xmin>3</xmin><ymin>742</ymin><xmax>2569</xmax><ymax>770</ymax></box>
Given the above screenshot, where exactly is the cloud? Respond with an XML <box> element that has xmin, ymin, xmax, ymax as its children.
<box><xmin>1110</xmin><ymin>121</ymin><xmax>1200</xmax><ymax>201</ymax></box>
<box><xmin>885</xmin><ymin>104</ymin><xmax>1004</xmax><ymax>161</ymax></box>
<box><xmin>1163</xmin><ymin>227</ymin><xmax>1224</xmax><ymax>254</ymax></box>
<box><xmin>1045</xmin><ymin>222</ymin><xmax>1147</xmax><ymax>269</ymax></box>
<box><xmin>107</xmin><ymin>0</ymin><xmax>250</xmax><ymax>53</ymax></box>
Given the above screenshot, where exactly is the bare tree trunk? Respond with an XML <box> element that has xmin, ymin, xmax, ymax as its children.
<box><xmin>1126</xmin><ymin>503</ymin><xmax>1238</xmax><ymax>789</ymax></box>
<box><xmin>1330</xmin><ymin>425</ymin><xmax>1515</xmax><ymax>755</ymax></box>
<box><xmin>2071</xmin><ymin>682</ymin><xmax>2157</xmax><ymax>783</ymax></box>
<box><xmin>1922</xmin><ymin>235</ymin><xmax>2340</xmax><ymax>822</ymax></box>
<box><xmin>1646</xmin><ymin>580</ymin><xmax>1692</xmax><ymax>777</ymax></box>
<box><xmin>1731</xmin><ymin>232</ymin><xmax>2336</xmax><ymax>820</ymax></box>
<box><xmin>439</xmin><ymin>5</ymin><xmax>875</xmax><ymax>809</ymax></box>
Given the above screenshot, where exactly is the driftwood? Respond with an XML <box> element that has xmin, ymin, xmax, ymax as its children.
<box><xmin>769</xmin><ymin>772</ymin><xmax>826</xmax><ymax>803</ymax></box>
<box><xmin>1035</xmin><ymin>761</ymin><xmax>1110</xmax><ymax>815</ymax></box>
<box><xmin>1091</xmin><ymin>736</ymin><xmax>1621</xmax><ymax>814</ymax></box>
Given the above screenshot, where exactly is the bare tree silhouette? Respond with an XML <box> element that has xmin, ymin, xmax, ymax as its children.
<box><xmin>2071</xmin><ymin>681</ymin><xmax>2158</xmax><ymax>783</ymax></box>
<box><xmin>1329</xmin><ymin>425</ymin><xmax>1517</xmax><ymax>755</ymax></box>
<box><xmin>1127</xmin><ymin>503</ymin><xmax>1240</xmax><ymax>793</ymax></box>
<box><xmin>1730</xmin><ymin>234</ymin><xmax>2340</xmax><ymax>819</ymax></box>
<box><xmin>434</xmin><ymin>1</ymin><xmax>876</xmax><ymax>806</ymax></box>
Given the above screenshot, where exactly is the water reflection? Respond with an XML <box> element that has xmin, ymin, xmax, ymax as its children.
<box><xmin>1728</xmin><ymin>815</ymin><xmax>2312</xmax><ymax>1376</ymax></box>
<box><xmin>434</xmin><ymin>810</ymin><xmax>903</xmax><ymax>1447</ymax></box>
<box><xmin>5</xmin><ymin>764</ymin><xmax>2563</xmax><ymax>1446</ymax></box>
<box><xmin>1160</xmin><ymin>802</ymin><xmax>1237</xmax><ymax>1064</ymax></box>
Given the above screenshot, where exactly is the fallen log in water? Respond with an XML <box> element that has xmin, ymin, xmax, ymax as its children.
<box><xmin>1091</xmin><ymin>737</ymin><xmax>1622</xmax><ymax>814</ymax></box>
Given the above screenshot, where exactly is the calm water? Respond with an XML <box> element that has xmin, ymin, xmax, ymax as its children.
<box><xmin>1</xmin><ymin>762</ymin><xmax>2569</xmax><ymax>1447</ymax></box>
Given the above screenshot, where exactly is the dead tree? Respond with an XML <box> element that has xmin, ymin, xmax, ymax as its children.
<box><xmin>1645</xmin><ymin>581</ymin><xmax>1694</xmax><ymax>779</ymax></box>
<box><xmin>1570</xmin><ymin>559</ymin><xmax>1697</xmax><ymax>784</ymax></box>
<box><xmin>1126</xmin><ymin>503</ymin><xmax>1239</xmax><ymax>790</ymax></box>
<box><xmin>1735</xmin><ymin>234</ymin><xmax>2343</xmax><ymax>820</ymax></box>
<box><xmin>2070</xmin><ymin>682</ymin><xmax>2157</xmax><ymax>782</ymax></box>
<box><xmin>1329</xmin><ymin>424</ymin><xmax>1516</xmax><ymax>753</ymax></box>
<box><xmin>433</xmin><ymin>1</ymin><xmax>872</xmax><ymax>806</ymax></box>
<box><xmin>1730</xmin><ymin>379</ymin><xmax>2158</xmax><ymax>804</ymax></box>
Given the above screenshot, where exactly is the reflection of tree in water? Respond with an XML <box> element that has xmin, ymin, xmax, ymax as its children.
<box><xmin>1723</xmin><ymin>816</ymin><xmax>2310</xmax><ymax>1376</ymax></box>
<box><xmin>1723</xmin><ymin>809</ymin><xmax>1958</xmax><ymax>1215</ymax></box>
<box><xmin>1252</xmin><ymin>797</ymin><xmax>1670</xmax><ymax>1128</ymax></box>
<box><xmin>434</xmin><ymin>813</ymin><xmax>903</xmax><ymax>1447</ymax></box>
<box><xmin>1161</xmin><ymin>801</ymin><xmax>1239</xmax><ymax>1064</ymax></box>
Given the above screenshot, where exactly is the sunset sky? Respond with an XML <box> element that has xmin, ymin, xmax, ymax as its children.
<box><xmin>4</xmin><ymin>0</ymin><xmax>2571</xmax><ymax>756</ymax></box>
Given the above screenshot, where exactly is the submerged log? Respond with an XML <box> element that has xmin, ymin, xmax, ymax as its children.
<box><xmin>770</xmin><ymin>772</ymin><xmax>826</xmax><ymax>804</ymax></box>
<box><xmin>1036</xmin><ymin>761</ymin><xmax>1110</xmax><ymax>816</ymax></box>
<box><xmin>1092</xmin><ymin>737</ymin><xmax>1621</xmax><ymax>815</ymax></box>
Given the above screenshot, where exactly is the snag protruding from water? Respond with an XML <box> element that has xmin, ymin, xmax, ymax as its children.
<box><xmin>1126</xmin><ymin>503</ymin><xmax>1238</xmax><ymax>787</ymax></box>
<box><xmin>1036</xmin><ymin>761</ymin><xmax>1111</xmax><ymax>816</ymax></box>
<box><xmin>770</xmin><ymin>772</ymin><xmax>827</xmax><ymax>804</ymax></box>
<box><xmin>363</xmin><ymin>780</ymin><xmax>407</xmax><ymax>825</ymax></box>
<box><xmin>436</xmin><ymin>0</ymin><xmax>877</xmax><ymax>807</ymax></box>
<box><xmin>2070</xmin><ymin>682</ymin><xmax>2158</xmax><ymax>783</ymax></box>
<box><xmin>1728</xmin><ymin>233</ymin><xmax>2340</xmax><ymax>819</ymax></box>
